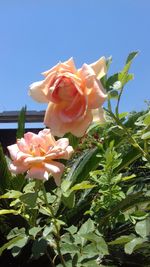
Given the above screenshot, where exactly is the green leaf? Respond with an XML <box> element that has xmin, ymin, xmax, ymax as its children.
<box><xmin>29</xmin><ymin>226</ymin><xmax>42</xmax><ymax>238</ymax></box>
<box><xmin>66</xmin><ymin>148</ymin><xmax>99</xmax><ymax>186</ymax></box>
<box><xmin>0</xmin><ymin>235</ymin><xmax>25</xmax><ymax>256</ymax></box>
<box><xmin>43</xmin><ymin>225</ymin><xmax>53</xmax><ymax>237</ymax></box>
<box><xmin>70</xmin><ymin>181</ymin><xmax>96</xmax><ymax>191</ymax></box>
<box><xmin>143</xmin><ymin>112</ymin><xmax>150</xmax><ymax>125</ymax></box>
<box><xmin>81</xmin><ymin>243</ymin><xmax>99</xmax><ymax>258</ymax></box>
<box><xmin>141</xmin><ymin>131</ymin><xmax>150</xmax><ymax>140</ymax></box>
<box><xmin>108</xmin><ymin>90</ymin><xmax>119</xmax><ymax>99</ymax></box>
<box><xmin>114</xmin><ymin>147</ymin><xmax>141</xmax><ymax>174</ymax></box>
<box><xmin>78</xmin><ymin>219</ymin><xmax>95</xmax><ymax>235</ymax></box>
<box><xmin>16</xmin><ymin>106</ymin><xmax>26</xmax><ymax>139</ymax></box>
<box><xmin>64</xmin><ymin>133</ymin><xmax>79</xmax><ymax>149</ymax></box>
<box><xmin>8</xmin><ymin>236</ymin><xmax>28</xmax><ymax>250</ymax></box>
<box><xmin>126</xmin><ymin>51</ymin><xmax>139</xmax><ymax>65</ymax></box>
<box><xmin>0</xmin><ymin>209</ymin><xmax>19</xmax><ymax>215</ymax></box>
<box><xmin>0</xmin><ymin>190</ymin><xmax>22</xmax><ymax>199</ymax></box>
<box><xmin>109</xmin><ymin>235</ymin><xmax>134</xmax><ymax>245</ymax></box>
<box><xmin>32</xmin><ymin>238</ymin><xmax>48</xmax><ymax>259</ymax></box>
<box><xmin>62</xmin><ymin>191</ymin><xmax>75</xmax><ymax>209</ymax></box>
<box><xmin>106</xmin><ymin>73</ymin><xmax>119</xmax><ymax>91</ymax></box>
<box><xmin>61</xmin><ymin>243</ymin><xmax>79</xmax><ymax>254</ymax></box>
<box><xmin>135</xmin><ymin>218</ymin><xmax>150</xmax><ymax>238</ymax></box>
<box><xmin>19</xmin><ymin>192</ymin><xmax>38</xmax><ymax>208</ymax></box>
<box><xmin>118</xmin><ymin>112</ymin><xmax>129</xmax><ymax>119</ymax></box>
<box><xmin>11</xmin><ymin>174</ymin><xmax>26</xmax><ymax>191</ymax></box>
<box><xmin>7</xmin><ymin>227</ymin><xmax>25</xmax><ymax>239</ymax></box>
<box><xmin>81</xmin><ymin>233</ymin><xmax>108</xmax><ymax>255</ymax></box>
<box><xmin>122</xmin><ymin>174</ymin><xmax>136</xmax><ymax>181</ymax></box>
<box><xmin>0</xmin><ymin>144</ymin><xmax>12</xmax><ymax>193</ymax></box>
<box><xmin>124</xmin><ymin>237</ymin><xmax>146</xmax><ymax>254</ymax></box>
<box><xmin>82</xmin><ymin>260</ymin><xmax>100</xmax><ymax>267</ymax></box>
<box><xmin>118</xmin><ymin>73</ymin><xmax>134</xmax><ymax>87</ymax></box>
<box><xmin>65</xmin><ymin>225</ymin><xmax>77</xmax><ymax>235</ymax></box>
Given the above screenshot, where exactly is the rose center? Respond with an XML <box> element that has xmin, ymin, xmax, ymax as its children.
<box><xmin>57</xmin><ymin>77</ymin><xmax>77</xmax><ymax>101</ymax></box>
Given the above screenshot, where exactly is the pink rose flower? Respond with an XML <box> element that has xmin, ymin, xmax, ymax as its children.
<box><xmin>29</xmin><ymin>57</ymin><xmax>107</xmax><ymax>137</ymax></box>
<box><xmin>7</xmin><ymin>129</ymin><xmax>74</xmax><ymax>185</ymax></box>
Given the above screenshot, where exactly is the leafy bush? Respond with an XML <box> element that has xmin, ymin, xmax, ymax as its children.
<box><xmin>0</xmin><ymin>52</ymin><xmax>150</xmax><ymax>267</ymax></box>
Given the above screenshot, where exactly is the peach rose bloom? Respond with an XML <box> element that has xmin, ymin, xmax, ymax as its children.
<box><xmin>7</xmin><ymin>129</ymin><xmax>74</xmax><ymax>185</ymax></box>
<box><xmin>29</xmin><ymin>57</ymin><xmax>107</xmax><ymax>137</ymax></box>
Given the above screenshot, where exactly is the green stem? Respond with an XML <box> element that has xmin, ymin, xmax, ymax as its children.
<box><xmin>42</xmin><ymin>183</ymin><xmax>66</xmax><ymax>267</ymax></box>
<box><xmin>115</xmin><ymin>87</ymin><xmax>123</xmax><ymax>118</ymax></box>
<box><xmin>105</xmin><ymin>108</ymin><xmax>150</xmax><ymax>163</ymax></box>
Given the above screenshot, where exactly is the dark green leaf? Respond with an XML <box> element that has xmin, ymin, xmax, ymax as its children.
<box><xmin>62</xmin><ymin>191</ymin><xmax>75</xmax><ymax>209</ymax></box>
<box><xmin>16</xmin><ymin>106</ymin><xmax>26</xmax><ymax>139</ymax></box>
<box><xmin>0</xmin><ymin>144</ymin><xmax>12</xmax><ymax>193</ymax></box>
<box><xmin>32</xmin><ymin>238</ymin><xmax>48</xmax><ymax>259</ymax></box>
<box><xmin>66</xmin><ymin>148</ymin><xmax>99</xmax><ymax>186</ymax></box>
<box><xmin>19</xmin><ymin>192</ymin><xmax>38</xmax><ymax>208</ymax></box>
<box><xmin>64</xmin><ymin>133</ymin><xmax>79</xmax><ymax>149</ymax></box>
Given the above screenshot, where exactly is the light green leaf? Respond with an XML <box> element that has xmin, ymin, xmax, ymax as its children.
<box><xmin>0</xmin><ymin>236</ymin><xmax>24</xmax><ymax>256</ymax></box>
<box><xmin>141</xmin><ymin>131</ymin><xmax>150</xmax><ymax>140</ymax></box>
<box><xmin>43</xmin><ymin>225</ymin><xmax>53</xmax><ymax>237</ymax></box>
<box><xmin>122</xmin><ymin>174</ymin><xmax>136</xmax><ymax>181</ymax></box>
<box><xmin>70</xmin><ymin>181</ymin><xmax>96</xmax><ymax>191</ymax></box>
<box><xmin>29</xmin><ymin>226</ymin><xmax>42</xmax><ymax>238</ymax></box>
<box><xmin>82</xmin><ymin>261</ymin><xmax>100</xmax><ymax>267</ymax></box>
<box><xmin>81</xmin><ymin>243</ymin><xmax>99</xmax><ymax>258</ymax></box>
<box><xmin>8</xmin><ymin>236</ymin><xmax>28</xmax><ymax>250</ymax></box>
<box><xmin>124</xmin><ymin>237</ymin><xmax>146</xmax><ymax>254</ymax></box>
<box><xmin>0</xmin><ymin>209</ymin><xmax>19</xmax><ymax>215</ymax></box>
<box><xmin>66</xmin><ymin>225</ymin><xmax>77</xmax><ymax>235</ymax></box>
<box><xmin>61</xmin><ymin>243</ymin><xmax>79</xmax><ymax>254</ymax></box>
<box><xmin>0</xmin><ymin>190</ymin><xmax>22</xmax><ymax>199</ymax></box>
<box><xmin>143</xmin><ymin>112</ymin><xmax>150</xmax><ymax>125</ymax></box>
<box><xmin>135</xmin><ymin>218</ymin><xmax>150</xmax><ymax>238</ymax></box>
<box><xmin>78</xmin><ymin>219</ymin><xmax>95</xmax><ymax>235</ymax></box>
<box><xmin>109</xmin><ymin>235</ymin><xmax>134</xmax><ymax>245</ymax></box>
<box><xmin>7</xmin><ymin>227</ymin><xmax>25</xmax><ymax>240</ymax></box>
<box><xmin>118</xmin><ymin>112</ymin><xmax>129</xmax><ymax>119</ymax></box>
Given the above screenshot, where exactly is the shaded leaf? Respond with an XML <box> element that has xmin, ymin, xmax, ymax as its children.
<box><xmin>16</xmin><ymin>106</ymin><xmax>26</xmax><ymax>139</ymax></box>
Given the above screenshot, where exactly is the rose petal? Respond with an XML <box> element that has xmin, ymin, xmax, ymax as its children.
<box><xmin>44</xmin><ymin>103</ymin><xmax>71</xmax><ymax>137</ymax></box>
<box><xmin>44</xmin><ymin>161</ymin><xmax>64</xmax><ymax>186</ymax></box>
<box><xmin>9</xmin><ymin>163</ymin><xmax>28</xmax><ymax>174</ymax></box>
<box><xmin>29</xmin><ymin>81</ymin><xmax>49</xmax><ymax>103</ymax></box>
<box><xmin>59</xmin><ymin>94</ymin><xmax>87</xmax><ymax>122</ymax></box>
<box><xmin>69</xmin><ymin>110</ymin><xmax>93</xmax><ymax>137</ymax></box>
<box><xmin>62</xmin><ymin>146</ymin><xmax>74</xmax><ymax>159</ymax></box>
<box><xmin>79</xmin><ymin>63</ymin><xmax>95</xmax><ymax>88</ymax></box>
<box><xmin>56</xmin><ymin>138</ymin><xmax>69</xmax><ymax>150</ymax></box>
<box><xmin>24</xmin><ymin>156</ymin><xmax>45</xmax><ymax>165</ymax></box>
<box><xmin>92</xmin><ymin>107</ymin><xmax>106</xmax><ymax>123</ymax></box>
<box><xmin>42</xmin><ymin>58</ymin><xmax>77</xmax><ymax>77</ymax></box>
<box><xmin>26</xmin><ymin>167</ymin><xmax>49</xmax><ymax>180</ymax></box>
<box><xmin>90</xmin><ymin>56</ymin><xmax>107</xmax><ymax>79</ymax></box>
<box><xmin>7</xmin><ymin>144</ymin><xmax>20</xmax><ymax>161</ymax></box>
<box><xmin>88</xmin><ymin>79</ymin><xmax>107</xmax><ymax>109</ymax></box>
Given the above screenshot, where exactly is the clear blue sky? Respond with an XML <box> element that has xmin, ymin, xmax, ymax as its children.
<box><xmin>0</xmin><ymin>0</ymin><xmax>150</xmax><ymax>116</ymax></box>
